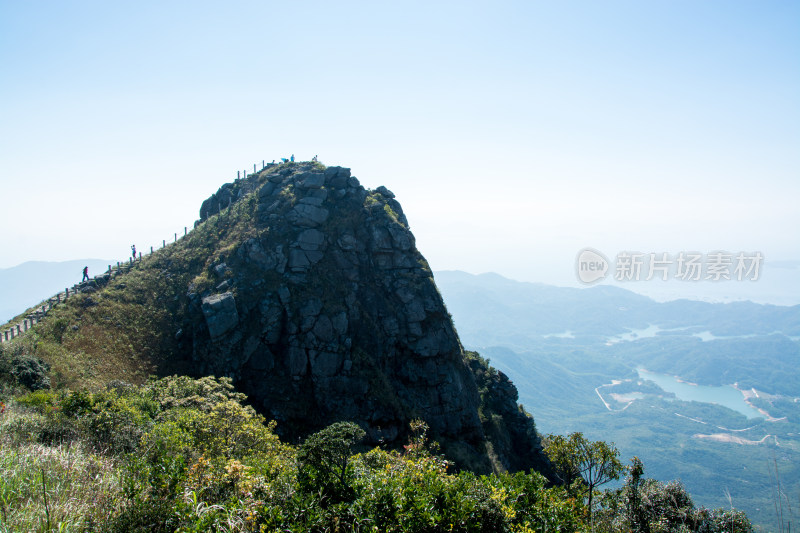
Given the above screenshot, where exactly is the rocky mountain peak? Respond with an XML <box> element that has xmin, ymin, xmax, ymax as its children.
<box><xmin>161</xmin><ymin>161</ymin><xmax>552</xmax><ymax>474</ymax></box>
<box><xmin>187</xmin><ymin>163</ymin><xmax>480</xmax><ymax>443</ymax></box>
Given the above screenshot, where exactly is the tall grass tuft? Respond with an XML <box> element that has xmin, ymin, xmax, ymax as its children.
<box><xmin>0</xmin><ymin>439</ymin><xmax>124</xmax><ymax>532</ymax></box>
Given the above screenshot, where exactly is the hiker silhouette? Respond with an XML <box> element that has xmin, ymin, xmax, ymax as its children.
<box><xmin>82</xmin><ymin>266</ymin><xmax>89</xmax><ymax>282</ymax></box>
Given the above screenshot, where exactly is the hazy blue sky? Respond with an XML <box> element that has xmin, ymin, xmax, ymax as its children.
<box><xmin>1</xmin><ymin>1</ymin><xmax>798</xmax><ymax>301</ymax></box>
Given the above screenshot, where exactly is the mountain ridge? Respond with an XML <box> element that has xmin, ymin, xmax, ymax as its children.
<box><xmin>1</xmin><ymin>161</ymin><xmax>553</xmax><ymax>477</ymax></box>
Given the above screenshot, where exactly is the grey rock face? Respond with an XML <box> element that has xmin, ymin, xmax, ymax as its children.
<box><xmin>185</xmin><ymin>162</ymin><xmax>548</xmax><ymax>475</ymax></box>
<box><xmin>289</xmin><ymin>203</ymin><xmax>330</xmax><ymax>227</ymax></box>
<box><xmin>296</xmin><ymin>229</ymin><xmax>326</xmax><ymax>251</ymax></box>
<box><xmin>201</xmin><ymin>292</ymin><xmax>239</xmax><ymax>339</ymax></box>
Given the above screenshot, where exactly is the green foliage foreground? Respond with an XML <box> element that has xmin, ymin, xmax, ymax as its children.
<box><xmin>0</xmin><ymin>376</ymin><xmax>751</xmax><ymax>533</ymax></box>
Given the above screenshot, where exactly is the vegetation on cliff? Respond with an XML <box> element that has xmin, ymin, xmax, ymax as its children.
<box><xmin>0</xmin><ymin>375</ymin><xmax>751</xmax><ymax>532</ymax></box>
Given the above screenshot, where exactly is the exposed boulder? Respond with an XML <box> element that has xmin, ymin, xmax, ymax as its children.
<box><xmin>201</xmin><ymin>292</ymin><xmax>239</xmax><ymax>339</ymax></box>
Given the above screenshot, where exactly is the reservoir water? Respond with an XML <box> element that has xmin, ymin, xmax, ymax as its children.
<box><xmin>636</xmin><ymin>368</ymin><xmax>763</xmax><ymax>419</ymax></box>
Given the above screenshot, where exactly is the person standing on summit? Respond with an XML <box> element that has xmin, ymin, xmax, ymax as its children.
<box><xmin>290</xmin><ymin>154</ymin><xmax>295</xmax><ymax>162</ymax></box>
<box><xmin>82</xmin><ymin>266</ymin><xmax>89</xmax><ymax>282</ymax></box>
<box><xmin>131</xmin><ymin>244</ymin><xmax>137</xmax><ymax>260</ymax></box>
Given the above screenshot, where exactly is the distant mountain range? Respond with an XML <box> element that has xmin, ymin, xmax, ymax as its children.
<box><xmin>434</xmin><ymin>270</ymin><xmax>799</xmax><ymax>348</ymax></box>
<box><xmin>0</xmin><ymin>259</ymin><xmax>113</xmax><ymax>323</ymax></box>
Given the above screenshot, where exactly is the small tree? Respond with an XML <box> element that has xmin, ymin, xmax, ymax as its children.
<box><xmin>544</xmin><ymin>432</ymin><xmax>623</xmax><ymax>531</ymax></box>
<box><xmin>626</xmin><ymin>456</ymin><xmax>647</xmax><ymax>533</ymax></box>
<box><xmin>298</xmin><ymin>421</ymin><xmax>365</xmax><ymax>503</ymax></box>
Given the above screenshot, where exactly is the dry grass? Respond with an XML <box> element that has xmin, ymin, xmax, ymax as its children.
<box><xmin>0</xmin><ymin>406</ymin><xmax>125</xmax><ymax>532</ymax></box>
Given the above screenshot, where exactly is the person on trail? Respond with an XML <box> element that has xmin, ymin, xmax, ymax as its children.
<box><xmin>290</xmin><ymin>154</ymin><xmax>295</xmax><ymax>162</ymax></box>
<box><xmin>131</xmin><ymin>244</ymin><xmax>137</xmax><ymax>260</ymax></box>
<box><xmin>312</xmin><ymin>155</ymin><xmax>318</xmax><ymax>162</ymax></box>
<box><xmin>82</xmin><ymin>266</ymin><xmax>89</xmax><ymax>282</ymax></box>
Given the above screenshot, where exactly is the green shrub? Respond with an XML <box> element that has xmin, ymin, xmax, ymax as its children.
<box><xmin>298</xmin><ymin>421</ymin><xmax>366</xmax><ymax>503</ymax></box>
<box><xmin>101</xmin><ymin>495</ymin><xmax>178</xmax><ymax>533</ymax></box>
<box><xmin>0</xmin><ymin>346</ymin><xmax>50</xmax><ymax>391</ymax></box>
<box><xmin>15</xmin><ymin>389</ymin><xmax>58</xmax><ymax>411</ymax></box>
<box><xmin>597</xmin><ymin>457</ymin><xmax>754</xmax><ymax>533</ymax></box>
<box><xmin>0</xmin><ymin>374</ymin><xmax>754</xmax><ymax>532</ymax></box>
<box><xmin>143</xmin><ymin>375</ymin><xmax>246</xmax><ymax>412</ymax></box>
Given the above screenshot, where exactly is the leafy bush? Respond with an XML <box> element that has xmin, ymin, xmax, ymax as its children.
<box><xmin>298</xmin><ymin>421</ymin><xmax>366</xmax><ymax>503</ymax></box>
<box><xmin>596</xmin><ymin>457</ymin><xmax>754</xmax><ymax>533</ymax></box>
<box><xmin>0</xmin><ymin>344</ymin><xmax>50</xmax><ymax>391</ymax></box>
<box><xmin>0</xmin><ymin>375</ymin><xmax>755</xmax><ymax>532</ymax></box>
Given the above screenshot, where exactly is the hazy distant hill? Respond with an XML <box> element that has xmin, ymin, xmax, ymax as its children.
<box><xmin>0</xmin><ymin>259</ymin><xmax>113</xmax><ymax>323</ymax></box>
<box><xmin>433</xmin><ymin>270</ymin><xmax>800</xmax><ymax>349</ymax></box>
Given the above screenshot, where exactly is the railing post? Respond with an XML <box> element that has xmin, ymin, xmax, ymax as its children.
<box><xmin>108</xmin><ymin>265</ymin><xmax>111</xmax><ymax>273</ymax></box>
<box><xmin>151</xmin><ymin>246</ymin><xmax>153</xmax><ymax>254</ymax></box>
<box><xmin>163</xmin><ymin>239</ymin><xmax>166</xmax><ymax>248</ymax></box>
<box><xmin>185</xmin><ymin>226</ymin><xmax>187</xmax><ymax>236</ymax></box>
<box><xmin>174</xmin><ymin>233</ymin><xmax>177</xmax><ymax>242</ymax></box>
<box><xmin>16</xmin><ymin>325</ymin><xmax>21</xmax><ymax>335</ymax></box>
<box><xmin>65</xmin><ymin>288</ymin><xmax>69</xmax><ymax>298</ymax></box>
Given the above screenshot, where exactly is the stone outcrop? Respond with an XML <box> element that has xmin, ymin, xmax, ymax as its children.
<box><xmin>201</xmin><ymin>292</ymin><xmax>239</xmax><ymax>340</ymax></box>
<box><xmin>179</xmin><ymin>161</ymin><xmax>550</xmax><ymax>474</ymax></box>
